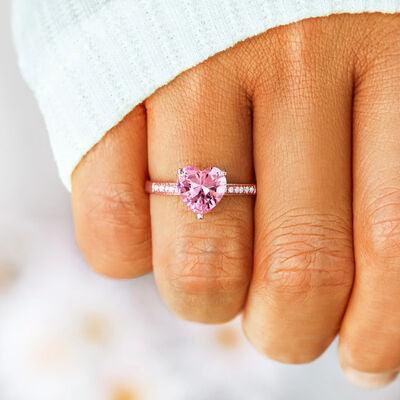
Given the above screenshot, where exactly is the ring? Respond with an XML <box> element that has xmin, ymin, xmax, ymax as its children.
<box><xmin>145</xmin><ymin>166</ymin><xmax>256</xmax><ymax>220</ymax></box>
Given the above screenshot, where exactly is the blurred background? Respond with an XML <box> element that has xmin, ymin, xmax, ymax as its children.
<box><xmin>0</xmin><ymin>1</ymin><xmax>399</xmax><ymax>399</ymax></box>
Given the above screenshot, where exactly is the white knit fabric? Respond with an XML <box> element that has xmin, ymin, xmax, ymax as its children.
<box><xmin>12</xmin><ymin>0</ymin><xmax>400</xmax><ymax>190</ymax></box>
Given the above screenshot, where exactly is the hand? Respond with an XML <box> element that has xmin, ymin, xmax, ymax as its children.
<box><xmin>71</xmin><ymin>13</ymin><xmax>400</xmax><ymax>388</ymax></box>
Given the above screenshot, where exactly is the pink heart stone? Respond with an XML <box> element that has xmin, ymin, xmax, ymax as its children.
<box><xmin>177</xmin><ymin>166</ymin><xmax>227</xmax><ymax>218</ymax></box>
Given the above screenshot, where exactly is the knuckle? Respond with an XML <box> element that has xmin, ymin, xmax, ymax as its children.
<box><xmin>256</xmin><ymin>211</ymin><xmax>353</xmax><ymax>296</ymax></box>
<box><xmin>79</xmin><ymin>181</ymin><xmax>148</xmax><ymax>231</ymax></box>
<box><xmin>165</xmin><ymin>217</ymin><xmax>252</xmax><ymax>296</ymax></box>
<box><xmin>362</xmin><ymin>188</ymin><xmax>400</xmax><ymax>261</ymax></box>
<box><xmin>74</xmin><ymin>182</ymin><xmax>151</xmax><ymax>277</ymax></box>
<box><xmin>278</xmin><ymin>24</ymin><xmax>315</xmax><ymax>73</ymax></box>
<box><xmin>154</xmin><ymin>58</ymin><xmax>234</xmax><ymax>107</ymax></box>
<box><xmin>250</xmin><ymin>20</ymin><xmax>336</xmax><ymax>106</ymax></box>
<box><xmin>148</xmin><ymin>58</ymin><xmax>247</xmax><ymax>132</ymax></box>
<box><xmin>255</xmin><ymin>28</ymin><xmax>311</xmax><ymax>86</ymax></box>
<box><xmin>356</xmin><ymin>15</ymin><xmax>400</xmax><ymax>79</ymax></box>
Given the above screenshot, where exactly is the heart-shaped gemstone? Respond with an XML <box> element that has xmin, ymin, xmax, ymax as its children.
<box><xmin>177</xmin><ymin>166</ymin><xmax>227</xmax><ymax>218</ymax></box>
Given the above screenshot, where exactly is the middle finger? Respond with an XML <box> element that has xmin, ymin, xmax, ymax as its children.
<box><xmin>244</xmin><ymin>20</ymin><xmax>355</xmax><ymax>363</ymax></box>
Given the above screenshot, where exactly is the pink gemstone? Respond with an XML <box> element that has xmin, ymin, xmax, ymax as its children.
<box><xmin>177</xmin><ymin>166</ymin><xmax>227</xmax><ymax>217</ymax></box>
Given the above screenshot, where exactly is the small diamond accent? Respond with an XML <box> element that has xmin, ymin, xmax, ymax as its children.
<box><xmin>153</xmin><ymin>183</ymin><xmax>256</xmax><ymax>195</ymax></box>
<box><xmin>149</xmin><ymin>174</ymin><xmax>256</xmax><ymax>206</ymax></box>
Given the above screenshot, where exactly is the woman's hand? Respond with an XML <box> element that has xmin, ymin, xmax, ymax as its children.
<box><xmin>71</xmin><ymin>13</ymin><xmax>400</xmax><ymax>387</ymax></box>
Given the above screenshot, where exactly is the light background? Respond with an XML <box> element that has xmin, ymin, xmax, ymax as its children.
<box><xmin>0</xmin><ymin>1</ymin><xmax>399</xmax><ymax>399</ymax></box>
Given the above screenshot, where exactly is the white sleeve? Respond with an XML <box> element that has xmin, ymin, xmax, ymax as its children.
<box><xmin>12</xmin><ymin>0</ymin><xmax>400</xmax><ymax>190</ymax></box>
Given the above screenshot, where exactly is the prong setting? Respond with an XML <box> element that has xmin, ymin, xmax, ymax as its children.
<box><xmin>146</xmin><ymin>166</ymin><xmax>256</xmax><ymax>220</ymax></box>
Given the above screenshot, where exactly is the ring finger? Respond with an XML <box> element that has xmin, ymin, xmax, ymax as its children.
<box><xmin>146</xmin><ymin>56</ymin><xmax>254</xmax><ymax>323</ymax></box>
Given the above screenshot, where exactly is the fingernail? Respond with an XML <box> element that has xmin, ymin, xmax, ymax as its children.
<box><xmin>344</xmin><ymin>368</ymin><xmax>398</xmax><ymax>389</ymax></box>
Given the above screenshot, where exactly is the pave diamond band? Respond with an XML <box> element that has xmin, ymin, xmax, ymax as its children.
<box><xmin>145</xmin><ymin>182</ymin><xmax>257</xmax><ymax>196</ymax></box>
<box><xmin>145</xmin><ymin>165</ymin><xmax>256</xmax><ymax>220</ymax></box>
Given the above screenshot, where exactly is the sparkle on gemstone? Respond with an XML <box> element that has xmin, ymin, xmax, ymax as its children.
<box><xmin>177</xmin><ymin>166</ymin><xmax>227</xmax><ymax>217</ymax></box>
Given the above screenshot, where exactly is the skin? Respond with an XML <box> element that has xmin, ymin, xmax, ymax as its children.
<box><xmin>72</xmin><ymin>14</ymin><xmax>400</xmax><ymax>388</ymax></box>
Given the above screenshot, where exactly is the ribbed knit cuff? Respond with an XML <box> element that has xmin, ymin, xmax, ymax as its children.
<box><xmin>13</xmin><ymin>0</ymin><xmax>400</xmax><ymax>190</ymax></box>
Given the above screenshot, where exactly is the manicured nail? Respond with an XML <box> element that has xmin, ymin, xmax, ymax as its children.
<box><xmin>344</xmin><ymin>368</ymin><xmax>398</xmax><ymax>389</ymax></box>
